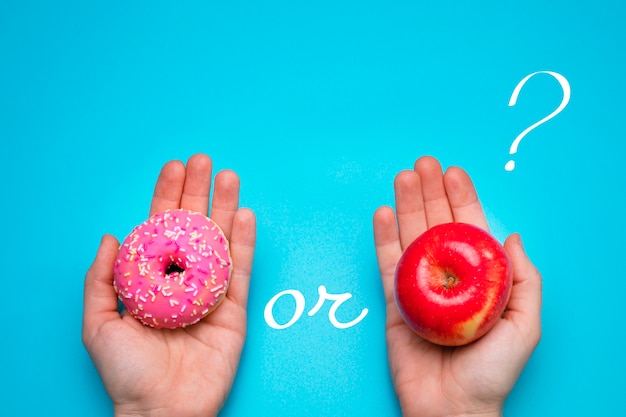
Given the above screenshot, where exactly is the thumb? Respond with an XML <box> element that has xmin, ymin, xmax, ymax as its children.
<box><xmin>82</xmin><ymin>234</ymin><xmax>121</xmax><ymax>346</ymax></box>
<box><xmin>503</xmin><ymin>233</ymin><xmax>542</xmax><ymax>346</ymax></box>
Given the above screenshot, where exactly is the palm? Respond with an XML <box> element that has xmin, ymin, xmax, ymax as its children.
<box><xmin>89</xmin><ymin>303</ymin><xmax>245</xmax><ymax>415</ymax></box>
<box><xmin>373</xmin><ymin>157</ymin><xmax>541</xmax><ymax>417</ymax></box>
<box><xmin>83</xmin><ymin>154</ymin><xmax>256</xmax><ymax>417</ymax></box>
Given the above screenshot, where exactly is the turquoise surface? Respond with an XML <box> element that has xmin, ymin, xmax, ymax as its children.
<box><xmin>1</xmin><ymin>1</ymin><xmax>625</xmax><ymax>416</ymax></box>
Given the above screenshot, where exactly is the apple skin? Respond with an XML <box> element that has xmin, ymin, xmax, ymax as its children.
<box><xmin>394</xmin><ymin>222</ymin><xmax>512</xmax><ymax>346</ymax></box>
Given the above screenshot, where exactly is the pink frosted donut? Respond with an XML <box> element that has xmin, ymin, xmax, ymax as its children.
<box><xmin>113</xmin><ymin>209</ymin><xmax>232</xmax><ymax>329</ymax></box>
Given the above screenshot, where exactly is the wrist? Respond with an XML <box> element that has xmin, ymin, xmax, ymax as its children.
<box><xmin>114</xmin><ymin>409</ymin><xmax>149</xmax><ymax>417</ymax></box>
<box><xmin>400</xmin><ymin>399</ymin><xmax>503</xmax><ymax>417</ymax></box>
<box><xmin>450</xmin><ymin>411</ymin><xmax>502</xmax><ymax>417</ymax></box>
<box><xmin>113</xmin><ymin>405</ymin><xmax>155</xmax><ymax>417</ymax></box>
<box><xmin>114</xmin><ymin>404</ymin><xmax>219</xmax><ymax>417</ymax></box>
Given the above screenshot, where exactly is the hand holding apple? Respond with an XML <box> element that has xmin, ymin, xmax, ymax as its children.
<box><xmin>373</xmin><ymin>156</ymin><xmax>542</xmax><ymax>417</ymax></box>
<box><xmin>395</xmin><ymin>222</ymin><xmax>512</xmax><ymax>346</ymax></box>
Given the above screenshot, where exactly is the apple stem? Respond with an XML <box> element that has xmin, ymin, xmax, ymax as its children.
<box><xmin>444</xmin><ymin>275</ymin><xmax>457</xmax><ymax>289</ymax></box>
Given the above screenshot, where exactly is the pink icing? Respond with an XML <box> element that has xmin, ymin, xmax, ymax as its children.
<box><xmin>113</xmin><ymin>209</ymin><xmax>232</xmax><ymax>329</ymax></box>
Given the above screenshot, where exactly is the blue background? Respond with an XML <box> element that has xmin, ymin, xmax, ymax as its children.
<box><xmin>1</xmin><ymin>1</ymin><xmax>625</xmax><ymax>416</ymax></box>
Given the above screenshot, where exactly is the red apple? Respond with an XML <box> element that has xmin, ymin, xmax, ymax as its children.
<box><xmin>394</xmin><ymin>222</ymin><xmax>512</xmax><ymax>346</ymax></box>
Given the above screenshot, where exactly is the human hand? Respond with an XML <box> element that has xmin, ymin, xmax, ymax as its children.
<box><xmin>373</xmin><ymin>156</ymin><xmax>542</xmax><ymax>417</ymax></box>
<box><xmin>83</xmin><ymin>154</ymin><xmax>256</xmax><ymax>417</ymax></box>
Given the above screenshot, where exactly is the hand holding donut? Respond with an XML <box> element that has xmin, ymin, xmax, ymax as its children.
<box><xmin>82</xmin><ymin>154</ymin><xmax>256</xmax><ymax>417</ymax></box>
<box><xmin>373</xmin><ymin>156</ymin><xmax>542</xmax><ymax>417</ymax></box>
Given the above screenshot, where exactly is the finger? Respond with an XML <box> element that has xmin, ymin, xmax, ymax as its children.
<box><xmin>503</xmin><ymin>233</ymin><xmax>542</xmax><ymax>345</ymax></box>
<box><xmin>373</xmin><ymin>206</ymin><xmax>403</xmax><ymax>304</ymax></box>
<box><xmin>209</xmin><ymin>170</ymin><xmax>241</xmax><ymax>240</ymax></box>
<box><xmin>394</xmin><ymin>170</ymin><xmax>428</xmax><ymax>250</ymax></box>
<box><xmin>443</xmin><ymin>166</ymin><xmax>489</xmax><ymax>231</ymax></box>
<box><xmin>225</xmin><ymin>208</ymin><xmax>256</xmax><ymax>311</ymax></box>
<box><xmin>149</xmin><ymin>160</ymin><xmax>186</xmax><ymax>216</ymax></box>
<box><xmin>180</xmin><ymin>153</ymin><xmax>213</xmax><ymax>215</ymax></box>
<box><xmin>414</xmin><ymin>156</ymin><xmax>453</xmax><ymax>227</ymax></box>
<box><xmin>82</xmin><ymin>234</ymin><xmax>121</xmax><ymax>345</ymax></box>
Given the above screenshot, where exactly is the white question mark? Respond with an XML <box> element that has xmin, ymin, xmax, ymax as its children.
<box><xmin>505</xmin><ymin>71</ymin><xmax>571</xmax><ymax>171</ymax></box>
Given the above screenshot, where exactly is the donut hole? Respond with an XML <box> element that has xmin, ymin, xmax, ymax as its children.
<box><xmin>165</xmin><ymin>262</ymin><xmax>185</xmax><ymax>276</ymax></box>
